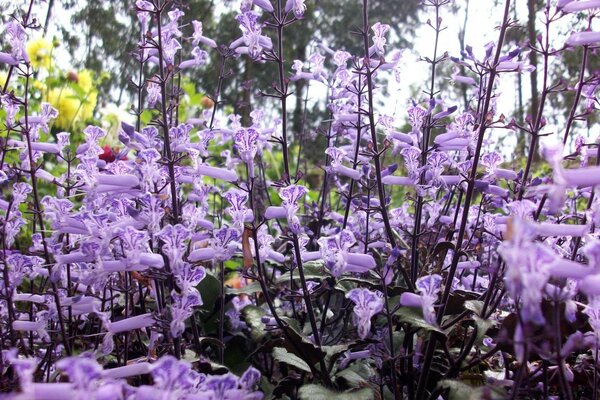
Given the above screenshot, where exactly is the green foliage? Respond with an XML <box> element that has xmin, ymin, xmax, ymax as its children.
<box><xmin>298</xmin><ymin>384</ymin><xmax>374</xmax><ymax>400</ymax></box>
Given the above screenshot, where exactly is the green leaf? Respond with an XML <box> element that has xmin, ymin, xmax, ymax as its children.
<box><xmin>196</xmin><ymin>273</ymin><xmax>220</xmax><ymax>314</ymax></box>
<box><xmin>438</xmin><ymin>380</ymin><xmax>481</xmax><ymax>400</ymax></box>
<box><xmin>335</xmin><ymin>369</ymin><xmax>367</xmax><ymax>388</ymax></box>
<box><xmin>241</xmin><ymin>305</ymin><xmax>267</xmax><ymax>342</ymax></box>
<box><xmin>464</xmin><ymin>300</ymin><xmax>485</xmax><ymax>316</ymax></box>
<box><xmin>395</xmin><ymin>307</ymin><xmax>446</xmax><ymax>336</ymax></box>
<box><xmin>298</xmin><ymin>384</ymin><xmax>374</xmax><ymax>400</ymax></box>
<box><xmin>473</xmin><ymin>315</ymin><xmax>496</xmax><ymax>344</ymax></box>
<box><xmin>438</xmin><ymin>379</ymin><xmax>507</xmax><ymax>400</ymax></box>
<box><xmin>276</xmin><ymin>261</ymin><xmax>326</xmax><ymax>284</ymax></box>
<box><xmin>272</xmin><ymin>347</ymin><xmax>311</xmax><ymax>373</ymax></box>
<box><xmin>226</xmin><ymin>281</ymin><xmax>263</xmax><ymax>295</ymax></box>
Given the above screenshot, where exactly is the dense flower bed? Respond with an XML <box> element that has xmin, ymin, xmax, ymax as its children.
<box><xmin>1</xmin><ymin>0</ymin><xmax>600</xmax><ymax>398</ymax></box>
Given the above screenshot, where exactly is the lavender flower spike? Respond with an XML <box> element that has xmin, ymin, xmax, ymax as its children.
<box><xmin>566</xmin><ymin>31</ymin><xmax>600</xmax><ymax>46</ymax></box>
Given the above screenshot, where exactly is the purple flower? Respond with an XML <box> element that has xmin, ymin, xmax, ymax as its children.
<box><xmin>156</xmin><ymin>224</ymin><xmax>191</xmax><ymax>267</ymax></box>
<box><xmin>56</xmin><ymin>354</ymin><xmax>103</xmax><ymax>391</ymax></box>
<box><xmin>265</xmin><ymin>184</ymin><xmax>307</xmax><ymax>233</ymax></box>
<box><xmin>346</xmin><ymin>288</ymin><xmax>384</xmax><ymax>339</ymax></box>
<box><xmin>191</xmin><ymin>20</ymin><xmax>217</xmax><ymax>48</ymax></box>
<box><xmin>189</xmin><ymin>227</ymin><xmax>240</xmax><ymax>262</ymax></box>
<box><xmin>231</xmin><ymin>11</ymin><xmax>272</xmax><ymax>60</ymax></box>
<box><xmin>285</xmin><ymin>0</ymin><xmax>307</xmax><ymax>18</ymax></box>
<box><xmin>146</xmin><ymin>80</ymin><xmax>161</xmax><ymax>107</ymax></box>
<box><xmin>151</xmin><ymin>356</ymin><xmax>197</xmax><ymax>392</ymax></box>
<box><xmin>326</xmin><ymin>147</ymin><xmax>361</xmax><ymax>180</ymax></box>
<box><xmin>370</xmin><ymin>22</ymin><xmax>390</xmax><ymax>56</ymax></box>
<box><xmin>317</xmin><ymin>230</ymin><xmax>376</xmax><ymax>277</ymax></box>
<box><xmin>234</xmin><ymin>128</ymin><xmax>259</xmax><ymax>177</ymax></box>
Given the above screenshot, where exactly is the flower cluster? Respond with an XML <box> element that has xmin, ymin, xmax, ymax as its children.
<box><xmin>1</xmin><ymin>0</ymin><xmax>600</xmax><ymax>399</ymax></box>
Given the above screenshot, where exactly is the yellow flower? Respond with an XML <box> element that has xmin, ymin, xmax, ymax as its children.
<box><xmin>78</xmin><ymin>69</ymin><xmax>94</xmax><ymax>92</ymax></box>
<box><xmin>45</xmin><ymin>86</ymin><xmax>98</xmax><ymax>130</ymax></box>
<box><xmin>0</xmin><ymin>71</ymin><xmax>7</xmax><ymax>88</ymax></box>
<box><xmin>26</xmin><ymin>38</ymin><xmax>53</xmax><ymax>70</ymax></box>
<box><xmin>32</xmin><ymin>79</ymin><xmax>46</xmax><ymax>92</ymax></box>
<box><xmin>46</xmin><ymin>87</ymin><xmax>78</xmax><ymax>129</ymax></box>
<box><xmin>80</xmin><ymin>89</ymin><xmax>97</xmax><ymax>121</ymax></box>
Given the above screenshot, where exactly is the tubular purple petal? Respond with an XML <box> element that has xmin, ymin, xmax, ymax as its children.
<box><xmin>486</xmin><ymin>185</ymin><xmax>509</xmax><ymax>197</ymax></box>
<box><xmin>268</xmin><ymin>250</ymin><xmax>286</xmax><ymax>263</ymax></box>
<box><xmin>433</xmin><ymin>132</ymin><xmax>460</xmax><ymax>144</ymax></box>
<box><xmin>0</xmin><ymin>51</ymin><xmax>18</xmax><ymax>65</ymax></box>
<box><xmin>104</xmin><ymin>362</ymin><xmax>152</xmax><ymax>379</ymax></box>
<box><xmin>566</xmin><ymin>31</ymin><xmax>600</xmax><ymax>46</ymax></box>
<box><xmin>196</xmin><ymin>164</ymin><xmax>238</xmax><ymax>182</ymax></box>
<box><xmin>254</xmin><ymin>0</ymin><xmax>274</xmax><ymax>12</ymax></box>
<box><xmin>457</xmin><ymin>261</ymin><xmax>481</xmax><ymax>270</ymax></box>
<box><xmin>580</xmin><ymin>274</ymin><xmax>600</xmax><ymax>295</ymax></box>
<box><xmin>534</xmin><ymin>222</ymin><xmax>588</xmax><ymax>237</ymax></box>
<box><xmin>108</xmin><ymin>313</ymin><xmax>154</xmax><ymax>334</ymax></box>
<box><xmin>548</xmin><ymin>258</ymin><xmax>591</xmax><ymax>279</ymax></box>
<box><xmin>563</xmin><ymin>0</ymin><xmax>600</xmax><ymax>12</ymax></box>
<box><xmin>32</xmin><ymin>383</ymin><xmax>75</xmax><ymax>400</ymax></box>
<box><xmin>336</xmin><ymin>165</ymin><xmax>361</xmax><ymax>180</ymax></box>
<box><xmin>382</xmin><ymin>176</ymin><xmax>415</xmax><ymax>186</ymax></box>
<box><xmin>140</xmin><ymin>253</ymin><xmax>165</xmax><ymax>268</ymax></box>
<box><xmin>13</xmin><ymin>293</ymin><xmax>45</xmax><ymax>303</ymax></box>
<box><xmin>265</xmin><ymin>206</ymin><xmax>288</xmax><ymax>219</ymax></box>
<box><xmin>302</xmin><ymin>251</ymin><xmax>321</xmax><ymax>261</ymax></box>
<box><xmin>495</xmin><ymin>168</ymin><xmax>518</xmax><ymax>180</ymax></box>
<box><xmin>345</xmin><ymin>253</ymin><xmax>376</xmax><ymax>269</ymax></box>
<box><xmin>400</xmin><ymin>292</ymin><xmax>424</xmax><ymax>307</ymax></box>
<box><xmin>13</xmin><ymin>320</ymin><xmax>45</xmax><ymax>331</ymax></box>
<box><xmin>390</xmin><ymin>131</ymin><xmax>413</xmax><ymax>144</ymax></box>
<box><xmin>96</xmin><ymin>174</ymin><xmax>140</xmax><ymax>187</ymax></box>
<box><xmin>35</xmin><ymin>169</ymin><xmax>56</xmax><ymax>182</ymax></box>
<box><xmin>188</xmin><ymin>247</ymin><xmax>216</xmax><ymax>262</ymax></box>
<box><xmin>440</xmin><ymin>175</ymin><xmax>462</xmax><ymax>185</ymax></box>
<box><xmin>562</xmin><ymin>166</ymin><xmax>600</xmax><ymax>187</ymax></box>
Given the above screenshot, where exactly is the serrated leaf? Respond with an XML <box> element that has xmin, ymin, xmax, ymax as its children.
<box><xmin>298</xmin><ymin>384</ymin><xmax>374</xmax><ymax>400</ymax></box>
<box><xmin>272</xmin><ymin>347</ymin><xmax>311</xmax><ymax>373</ymax></box>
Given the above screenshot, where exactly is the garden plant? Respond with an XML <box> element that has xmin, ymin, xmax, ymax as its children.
<box><xmin>1</xmin><ymin>0</ymin><xmax>600</xmax><ymax>399</ymax></box>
